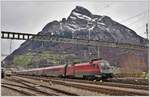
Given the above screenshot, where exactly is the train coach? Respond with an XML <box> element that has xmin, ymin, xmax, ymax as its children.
<box><xmin>16</xmin><ymin>58</ymin><xmax>113</xmax><ymax>80</ymax></box>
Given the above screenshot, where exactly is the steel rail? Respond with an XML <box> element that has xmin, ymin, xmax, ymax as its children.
<box><xmin>14</xmin><ymin>75</ymin><xmax>149</xmax><ymax>96</ymax></box>
<box><xmin>6</xmin><ymin>76</ymin><xmax>79</xmax><ymax>96</ymax></box>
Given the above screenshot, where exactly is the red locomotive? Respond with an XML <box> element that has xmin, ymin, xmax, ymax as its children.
<box><xmin>16</xmin><ymin>58</ymin><xmax>113</xmax><ymax>80</ymax></box>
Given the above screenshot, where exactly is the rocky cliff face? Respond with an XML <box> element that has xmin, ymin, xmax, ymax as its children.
<box><xmin>41</xmin><ymin>6</ymin><xmax>146</xmax><ymax>44</ymax></box>
<box><xmin>118</xmin><ymin>51</ymin><xmax>148</xmax><ymax>73</ymax></box>
<box><xmin>2</xmin><ymin>6</ymin><xmax>148</xmax><ymax>72</ymax></box>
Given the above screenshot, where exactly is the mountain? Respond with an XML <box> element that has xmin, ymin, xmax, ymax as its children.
<box><xmin>41</xmin><ymin>6</ymin><xmax>146</xmax><ymax>44</ymax></box>
<box><xmin>2</xmin><ymin>6</ymin><xmax>148</xmax><ymax>72</ymax></box>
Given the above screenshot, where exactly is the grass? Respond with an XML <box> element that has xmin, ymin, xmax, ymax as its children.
<box><xmin>12</xmin><ymin>50</ymin><xmax>82</xmax><ymax>68</ymax></box>
<box><xmin>13</xmin><ymin>54</ymin><xmax>32</xmax><ymax>66</ymax></box>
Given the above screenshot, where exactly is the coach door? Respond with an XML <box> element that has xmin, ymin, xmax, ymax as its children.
<box><xmin>64</xmin><ymin>64</ymin><xmax>68</xmax><ymax>77</ymax></box>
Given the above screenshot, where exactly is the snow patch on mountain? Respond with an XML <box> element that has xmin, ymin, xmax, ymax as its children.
<box><xmin>72</xmin><ymin>11</ymin><xmax>92</xmax><ymax>21</ymax></box>
<box><xmin>41</xmin><ymin>6</ymin><xmax>147</xmax><ymax>45</ymax></box>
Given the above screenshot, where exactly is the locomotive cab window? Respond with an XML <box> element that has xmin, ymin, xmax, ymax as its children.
<box><xmin>101</xmin><ymin>61</ymin><xmax>110</xmax><ymax>69</ymax></box>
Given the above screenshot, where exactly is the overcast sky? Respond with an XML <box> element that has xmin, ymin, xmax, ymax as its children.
<box><xmin>1</xmin><ymin>0</ymin><xmax>149</xmax><ymax>59</ymax></box>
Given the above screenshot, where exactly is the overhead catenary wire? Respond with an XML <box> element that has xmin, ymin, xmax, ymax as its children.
<box><xmin>134</xmin><ymin>24</ymin><xmax>146</xmax><ymax>31</ymax></box>
<box><xmin>126</xmin><ymin>14</ymin><xmax>147</xmax><ymax>26</ymax></box>
<box><xmin>10</xmin><ymin>0</ymin><xmax>147</xmax><ymax>2</ymax></box>
<box><xmin>118</xmin><ymin>9</ymin><xmax>148</xmax><ymax>38</ymax></box>
<box><xmin>119</xmin><ymin>10</ymin><xmax>148</xmax><ymax>23</ymax></box>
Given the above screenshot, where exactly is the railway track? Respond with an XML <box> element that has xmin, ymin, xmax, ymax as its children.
<box><xmin>50</xmin><ymin>79</ymin><xmax>149</xmax><ymax>96</ymax></box>
<box><xmin>2</xmin><ymin>84</ymin><xmax>36</xmax><ymax>96</ymax></box>
<box><xmin>13</xmin><ymin>75</ymin><xmax>149</xmax><ymax>96</ymax></box>
<box><xmin>3</xmin><ymin>77</ymin><xmax>79</xmax><ymax>96</ymax></box>
<box><xmin>106</xmin><ymin>78</ymin><xmax>148</xmax><ymax>85</ymax></box>
<box><xmin>62</xmin><ymin>78</ymin><xmax>149</xmax><ymax>90</ymax></box>
<box><xmin>1</xmin><ymin>82</ymin><xmax>56</xmax><ymax>96</ymax></box>
<box><xmin>17</xmin><ymin>75</ymin><xmax>148</xmax><ymax>90</ymax></box>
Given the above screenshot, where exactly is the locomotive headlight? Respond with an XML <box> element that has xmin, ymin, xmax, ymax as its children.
<box><xmin>95</xmin><ymin>75</ymin><xmax>102</xmax><ymax>77</ymax></box>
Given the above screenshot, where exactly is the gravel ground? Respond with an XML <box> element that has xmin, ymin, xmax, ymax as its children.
<box><xmin>1</xmin><ymin>86</ymin><xmax>26</xmax><ymax>96</ymax></box>
<box><xmin>1</xmin><ymin>79</ymin><xmax>26</xmax><ymax>96</ymax></box>
<box><xmin>1</xmin><ymin>78</ymin><xmax>26</xmax><ymax>96</ymax></box>
<box><xmin>12</xmin><ymin>76</ymin><xmax>108</xmax><ymax>96</ymax></box>
<box><xmin>108</xmin><ymin>77</ymin><xmax>148</xmax><ymax>85</ymax></box>
<box><xmin>1</xmin><ymin>77</ymin><xmax>107</xmax><ymax>96</ymax></box>
<box><xmin>51</xmin><ymin>84</ymin><xmax>107</xmax><ymax>96</ymax></box>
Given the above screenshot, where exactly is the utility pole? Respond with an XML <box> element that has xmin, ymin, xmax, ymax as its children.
<box><xmin>146</xmin><ymin>23</ymin><xmax>148</xmax><ymax>40</ymax></box>
<box><xmin>9</xmin><ymin>40</ymin><xmax>12</xmax><ymax>54</ymax></box>
<box><xmin>87</xmin><ymin>19</ymin><xmax>101</xmax><ymax>59</ymax></box>
<box><xmin>97</xmin><ymin>46</ymin><xmax>100</xmax><ymax>58</ymax></box>
<box><xmin>87</xmin><ymin>22</ymin><xmax>91</xmax><ymax>60</ymax></box>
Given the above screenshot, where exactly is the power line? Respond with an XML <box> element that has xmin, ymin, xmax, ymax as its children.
<box><xmin>119</xmin><ymin>10</ymin><xmax>148</xmax><ymax>23</ymax></box>
<box><xmin>3</xmin><ymin>0</ymin><xmax>147</xmax><ymax>2</ymax></box>
<box><xmin>134</xmin><ymin>24</ymin><xmax>145</xmax><ymax>30</ymax></box>
<box><xmin>126</xmin><ymin>15</ymin><xmax>146</xmax><ymax>26</ymax></box>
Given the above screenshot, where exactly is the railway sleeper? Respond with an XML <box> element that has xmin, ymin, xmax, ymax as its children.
<box><xmin>51</xmin><ymin>80</ymin><xmax>149</xmax><ymax>96</ymax></box>
<box><xmin>9</xmin><ymin>76</ymin><xmax>79</xmax><ymax>96</ymax></box>
<box><xmin>12</xmin><ymin>75</ymin><xmax>149</xmax><ymax>96</ymax></box>
<box><xmin>5</xmin><ymin>77</ymin><xmax>58</xmax><ymax>96</ymax></box>
<box><xmin>2</xmin><ymin>84</ymin><xmax>36</xmax><ymax>96</ymax></box>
